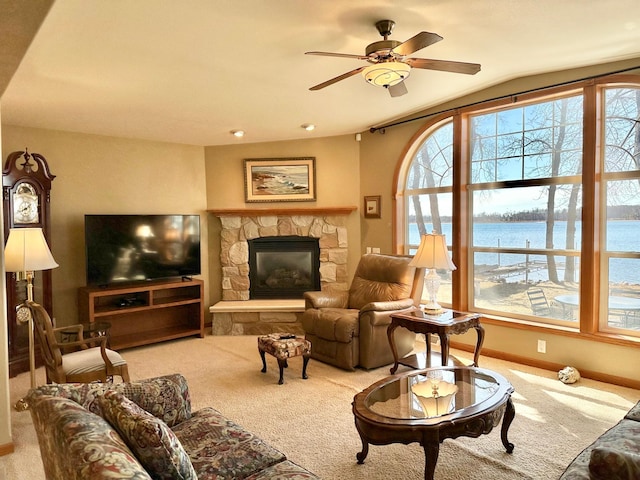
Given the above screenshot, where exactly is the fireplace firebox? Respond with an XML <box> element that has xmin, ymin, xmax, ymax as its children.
<box><xmin>248</xmin><ymin>236</ymin><xmax>320</xmax><ymax>299</ymax></box>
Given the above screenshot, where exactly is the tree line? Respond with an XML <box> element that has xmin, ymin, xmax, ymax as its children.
<box><xmin>410</xmin><ymin>204</ymin><xmax>640</xmax><ymax>223</ymax></box>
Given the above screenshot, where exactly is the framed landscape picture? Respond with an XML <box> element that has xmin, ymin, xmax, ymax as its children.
<box><xmin>244</xmin><ymin>157</ymin><xmax>316</xmax><ymax>203</ymax></box>
<box><xmin>364</xmin><ymin>195</ymin><xmax>381</xmax><ymax>218</ymax></box>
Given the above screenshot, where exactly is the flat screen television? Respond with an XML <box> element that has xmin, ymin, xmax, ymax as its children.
<box><xmin>84</xmin><ymin>214</ymin><xmax>201</xmax><ymax>286</ymax></box>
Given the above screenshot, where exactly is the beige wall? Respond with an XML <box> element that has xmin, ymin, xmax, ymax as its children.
<box><xmin>204</xmin><ymin>135</ymin><xmax>362</xmax><ymax>304</ymax></box>
<box><xmin>0</xmin><ymin>110</ymin><xmax>12</xmax><ymax>452</ymax></box>
<box><xmin>1</xmin><ymin>125</ymin><xmax>209</xmax><ymax>327</ymax></box>
<box><xmin>358</xmin><ymin>58</ymin><xmax>640</xmax><ymax>386</ymax></box>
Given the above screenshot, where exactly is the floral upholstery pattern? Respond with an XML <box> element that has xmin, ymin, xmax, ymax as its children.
<box><xmin>28</xmin><ymin>373</ymin><xmax>191</xmax><ymax>427</ymax></box>
<box><xmin>258</xmin><ymin>334</ymin><xmax>311</xmax><ymax>360</ymax></box>
<box><xmin>560</xmin><ymin>400</ymin><xmax>640</xmax><ymax>479</ymax></box>
<box><xmin>28</xmin><ymin>395</ymin><xmax>152</xmax><ymax>480</ymax></box>
<box><xmin>589</xmin><ymin>447</ymin><xmax>640</xmax><ymax>479</ymax></box>
<box><xmin>28</xmin><ymin>374</ymin><xmax>320</xmax><ymax>480</ymax></box>
<box><xmin>173</xmin><ymin>407</ymin><xmax>286</xmax><ymax>479</ymax></box>
<box><xmin>98</xmin><ymin>390</ymin><xmax>197</xmax><ymax>480</ymax></box>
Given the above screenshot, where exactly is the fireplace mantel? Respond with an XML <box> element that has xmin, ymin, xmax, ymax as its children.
<box><xmin>208</xmin><ymin>206</ymin><xmax>357</xmax><ymax>217</ymax></box>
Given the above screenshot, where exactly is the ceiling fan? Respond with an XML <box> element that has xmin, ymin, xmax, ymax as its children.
<box><xmin>306</xmin><ymin>20</ymin><xmax>481</xmax><ymax>97</ymax></box>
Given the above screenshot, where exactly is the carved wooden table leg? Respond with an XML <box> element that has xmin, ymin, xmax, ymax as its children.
<box><xmin>355</xmin><ymin>422</ymin><xmax>369</xmax><ymax>464</ymax></box>
<box><xmin>387</xmin><ymin>323</ymin><xmax>400</xmax><ymax>374</ymax></box>
<box><xmin>473</xmin><ymin>323</ymin><xmax>486</xmax><ymax>366</ymax></box>
<box><xmin>501</xmin><ymin>396</ymin><xmax>516</xmax><ymax>453</ymax></box>
<box><xmin>423</xmin><ymin>441</ymin><xmax>439</xmax><ymax>480</ymax></box>
<box><xmin>438</xmin><ymin>333</ymin><xmax>449</xmax><ymax>366</ymax></box>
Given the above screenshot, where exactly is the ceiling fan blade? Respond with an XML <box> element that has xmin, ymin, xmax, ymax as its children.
<box><xmin>388</xmin><ymin>81</ymin><xmax>408</xmax><ymax>97</ymax></box>
<box><xmin>305</xmin><ymin>51</ymin><xmax>369</xmax><ymax>60</ymax></box>
<box><xmin>392</xmin><ymin>31</ymin><xmax>443</xmax><ymax>56</ymax></box>
<box><xmin>406</xmin><ymin>58</ymin><xmax>481</xmax><ymax>75</ymax></box>
<box><xmin>309</xmin><ymin>66</ymin><xmax>366</xmax><ymax>90</ymax></box>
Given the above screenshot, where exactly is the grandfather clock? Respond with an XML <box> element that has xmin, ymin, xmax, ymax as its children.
<box><xmin>3</xmin><ymin>150</ymin><xmax>55</xmax><ymax>377</ymax></box>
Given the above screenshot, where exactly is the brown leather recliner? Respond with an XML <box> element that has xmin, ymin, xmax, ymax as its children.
<box><xmin>302</xmin><ymin>253</ymin><xmax>424</xmax><ymax>371</ymax></box>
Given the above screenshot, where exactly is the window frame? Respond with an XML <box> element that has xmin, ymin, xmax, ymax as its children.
<box><xmin>394</xmin><ymin>75</ymin><xmax>640</xmax><ymax>347</ymax></box>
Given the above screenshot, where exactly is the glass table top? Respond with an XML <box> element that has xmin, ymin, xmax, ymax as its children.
<box><xmin>365</xmin><ymin>367</ymin><xmax>506</xmax><ymax>421</ymax></box>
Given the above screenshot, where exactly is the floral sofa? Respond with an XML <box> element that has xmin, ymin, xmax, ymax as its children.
<box><xmin>560</xmin><ymin>400</ymin><xmax>640</xmax><ymax>479</ymax></box>
<box><xmin>27</xmin><ymin>373</ymin><xmax>319</xmax><ymax>480</ymax></box>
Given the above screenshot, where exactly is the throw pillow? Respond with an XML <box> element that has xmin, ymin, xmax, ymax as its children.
<box><xmin>589</xmin><ymin>446</ymin><xmax>640</xmax><ymax>480</ymax></box>
<box><xmin>98</xmin><ymin>390</ymin><xmax>197</xmax><ymax>480</ymax></box>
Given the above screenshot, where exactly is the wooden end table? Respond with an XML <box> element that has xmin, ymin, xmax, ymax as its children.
<box><xmin>388</xmin><ymin>308</ymin><xmax>484</xmax><ymax>374</ymax></box>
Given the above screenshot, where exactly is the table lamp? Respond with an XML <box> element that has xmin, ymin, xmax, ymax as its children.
<box><xmin>4</xmin><ymin>227</ymin><xmax>58</xmax><ymax>411</ymax></box>
<box><xmin>409</xmin><ymin>232</ymin><xmax>456</xmax><ymax>314</ymax></box>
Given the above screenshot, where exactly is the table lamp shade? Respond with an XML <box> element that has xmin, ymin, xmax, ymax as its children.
<box><xmin>412</xmin><ymin>380</ymin><xmax>458</xmax><ymax>417</ymax></box>
<box><xmin>408</xmin><ymin>233</ymin><xmax>456</xmax><ymax>271</ymax></box>
<box><xmin>4</xmin><ymin>228</ymin><xmax>58</xmax><ymax>273</ymax></box>
<box><xmin>409</xmin><ymin>233</ymin><xmax>455</xmax><ymax>313</ymax></box>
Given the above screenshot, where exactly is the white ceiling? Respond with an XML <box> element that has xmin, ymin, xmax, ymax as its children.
<box><xmin>3</xmin><ymin>0</ymin><xmax>640</xmax><ymax>146</ymax></box>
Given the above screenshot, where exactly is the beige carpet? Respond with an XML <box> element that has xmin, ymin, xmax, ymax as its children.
<box><xmin>2</xmin><ymin>334</ymin><xmax>639</xmax><ymax>480</ymax></box>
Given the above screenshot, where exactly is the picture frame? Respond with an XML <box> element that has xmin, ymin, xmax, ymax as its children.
<box><xmin>364</xmin><ymin>195</ymin><xmax>381</xmax><ymax>218</ymax></box>
<box><xmin>244</xmin><ymin>157</ymin><xmax>316</xmax><ymax>203</ymax></box>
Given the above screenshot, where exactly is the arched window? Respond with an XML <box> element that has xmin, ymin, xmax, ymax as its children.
<box><xmin>395</xmin><ymin>77</ymin><xmax>640</xmax><ymax>337</ymax></box>
<box><xmin>399</xmin><ymin>118</ymin><xmax>454</xmax><ymax>307</ymax></box>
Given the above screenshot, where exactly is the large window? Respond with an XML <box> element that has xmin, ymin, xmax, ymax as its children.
<box><xmin>602</xmin><ymin>87</ymin><xmax>640</xmax><ymax>332</ymax></box>
<box><xmin>399</xmin><ymin>77</ymin><xmax>640</xmax><ymax>337</ymax></box>
<box><xmin>469</xmin><ymin>94</ymin><xmax>583</xmax><ymax>325</ymax></box>
<box><xmin>405</xmin><ymin>119</ymin><xmax>454</xmax><ymax>306</ymax></box>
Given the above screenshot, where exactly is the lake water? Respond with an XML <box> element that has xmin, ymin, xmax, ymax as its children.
<box><xmin>409</xmin><ymin>221</ymin><xmax>640</xmax><ymax>284</ymax></box>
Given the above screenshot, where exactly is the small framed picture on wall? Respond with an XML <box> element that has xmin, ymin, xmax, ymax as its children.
<box><xmin>364</xmin><ymin>195</ymin><xmax>381</xmax><ymax>218</ymax></box>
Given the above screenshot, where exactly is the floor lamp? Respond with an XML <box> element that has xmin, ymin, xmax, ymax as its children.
<box><xmin>409</xmin><ymin>233</ymin><xmax>456</xmax><ymax>314</ymax></box>
<box><xmin>4</xmin><ymin>227</ymin><xmax>58</xmax><ymax>411</ymax></box>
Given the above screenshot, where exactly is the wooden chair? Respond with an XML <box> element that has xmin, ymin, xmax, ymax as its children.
<box><xmin>28</xmin><ymin>301</ymin><xmax>130</xmax><ymax>384</ymax></box>
<box><xmin>527</xmin><ymin>288</ymin><xmax>551</xmax><ymax>317</ymax></box>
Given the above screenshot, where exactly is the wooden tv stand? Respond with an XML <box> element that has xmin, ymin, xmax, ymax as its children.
<box><xmin>78</xmin><ymin>279</ymin><xmax>204</xmax><ymax>350</ymax></box>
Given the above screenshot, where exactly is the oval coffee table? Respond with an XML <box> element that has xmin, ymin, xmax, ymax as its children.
<box><xmin>352</xmin><ymin>366</ymin><xmax>515</xmax><ymax>480</ymax></box>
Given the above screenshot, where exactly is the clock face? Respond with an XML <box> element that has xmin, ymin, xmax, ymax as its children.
<box><xmin>13</xmin><ymin>182</ymin><xmax>39</xmax><ymax>224</ymax></box>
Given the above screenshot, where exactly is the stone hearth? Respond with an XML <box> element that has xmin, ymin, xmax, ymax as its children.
<box><xmin>210</xmin><ymin>209</ymin><xmax>354</xmax><ymax>335</ymax></box>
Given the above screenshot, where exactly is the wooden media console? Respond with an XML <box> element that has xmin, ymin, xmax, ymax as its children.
<box><xmin>78</xmin><ymin>278</ymin><xmax>204</xmax><ymax>350</ymax></box>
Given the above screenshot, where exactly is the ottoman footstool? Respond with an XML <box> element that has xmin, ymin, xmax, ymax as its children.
<box><xmin>258</xmin><ymin>333</ymin><xmax>311</xmax><ymax>385</ymax></box>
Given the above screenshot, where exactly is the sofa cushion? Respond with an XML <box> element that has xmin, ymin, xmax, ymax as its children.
<box><xmin>28</xmin><ymin>395</ymin><xmax>152</xmax><ymax>480</ymax></box>
<box><xmin>27</xmin><ymin>373</ymin><xmax>192</xmax><ymax>428</ymax></box>
<box><xmin>98</xmin><ymin>390</ymin><xmax>197</xmax><ymax>480</ymax></box>
<box><xmin>172</xmin><ymin>407</ymin><xmax>286</xmax><ymax>480</ymax></box>
<box><xmin>589</xmin><ymin>447</ymin><xmax>640</xmax><ymax>479</ymax></box>
<box><xmin>561</xmin><ymin>415</ymin><xmax>640</xmax><ymax>479</ymax></box>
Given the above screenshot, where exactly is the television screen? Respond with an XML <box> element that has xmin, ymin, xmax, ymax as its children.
<box><xmin>85</xmin><ymin>214</ymin><xmax>201</xmax><ymax>286</ymax></box>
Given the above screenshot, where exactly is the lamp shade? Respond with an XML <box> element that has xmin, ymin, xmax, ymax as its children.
<box><xmin>409</xmin><ymin>233</ymin><xmax>456</xmax><ymax>271</ymax></box>
<box><xmin>412</xmin><ymin>380</ymin><xmax>458</xmax><ymax>417</ymax></box>
<box><xmin>4</xmin><ymin>228</ymin><xmax>58</xmax><ymax>273</ymax></box>
<box><xmin>362</xmin><ymin>61</ymin><xmax>411</xmax><ymax>87</ymax></box>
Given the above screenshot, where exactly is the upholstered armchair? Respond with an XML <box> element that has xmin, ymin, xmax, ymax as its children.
<box><xmin>29</xmin><ymin>301</ymin><xmax>130</xmax><ymax>384</ymax></box>
<box><xmin>302</xmin><ymin>253</ymin><xmax>424</xmax><ymax>371</ymax></box>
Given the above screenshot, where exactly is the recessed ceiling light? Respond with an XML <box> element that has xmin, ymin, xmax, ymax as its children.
<box><xmin>230</xmin><ymin>130</ymin><xmax>245</xmax><ymax>137</ymax></box>
<box><xmin>301</xmin><ymin>124</ymin><xmax>315</xmax><ymax>131</ymax></box>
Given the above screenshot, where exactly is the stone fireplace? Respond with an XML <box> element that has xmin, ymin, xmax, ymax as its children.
<box><xmin>209</xmin><ymin>207</ymin><xmax>355</xmax><ymax>335</ymax></box>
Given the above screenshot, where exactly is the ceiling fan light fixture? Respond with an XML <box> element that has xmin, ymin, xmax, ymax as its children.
<box><xmin>362</xmin><ymin>62</ymin><xmax>411</xmax><ymax>88</ymax></box>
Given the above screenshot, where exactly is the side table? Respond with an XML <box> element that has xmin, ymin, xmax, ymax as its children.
<box><xmin>60</xmin><ymin>321</ymin><xmax>112</xmax><ymax>350</ymax></box>
<box><xmin>388</xmin><ymin>308</ymin><xmax>484</xmax><ymax>374</ymax></box>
